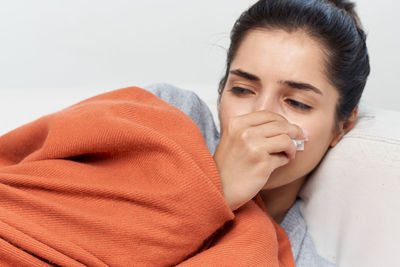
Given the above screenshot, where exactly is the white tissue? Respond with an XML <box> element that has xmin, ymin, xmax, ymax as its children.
<box><xmin>284</xmin><ymin>120</ymin><xmax>308</xmax><ymax>151</ymax></box>
<box><xmin>292</xmin><ymin>138</ymin><xmax>308</xmax><ymax>151</ymax></box>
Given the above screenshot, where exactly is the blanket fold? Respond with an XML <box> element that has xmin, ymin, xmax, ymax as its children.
<box><xmin>0</xmin><ymin>87</ymin><xmax>294</xmax><ymax>266</ymax></box>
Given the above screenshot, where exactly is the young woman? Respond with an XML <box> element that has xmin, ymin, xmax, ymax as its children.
<box><xmin>147</xmin><ymin>0</ymin><xmax>370</xmax><ymax>265</ymax></box>
<box><xmin>0</xmin><ymin>0</ymin><xmax>369</xmax><ymax>266</ymax></box>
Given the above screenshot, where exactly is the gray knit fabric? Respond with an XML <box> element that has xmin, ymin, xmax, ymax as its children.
<box><xmin>144</xmin><ymin>83</ymin><xmax>220</xmax><ymax>155</ymax></box>
<box><xmin>281</xmin><ymin>200</ymin><xmax>335</xmax><ymax>266</ymax></box>
<box><xmin>144</xmin><ymin>83</ymin><xmax>335</xmax><ymax>267</ymax></box>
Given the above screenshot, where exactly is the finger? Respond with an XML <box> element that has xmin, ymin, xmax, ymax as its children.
<box><xmin>228</xmin><ymin>110</ymin><xmax>288</xmax><ymax>131</ymax></box>
<box><xmin>251</xmin><ymin>120</ymin><xmax>306</xmax><ymax>140</ymax></box>
<box><xmin>270</xmin><ymin>152</ymin><xmax>291</xmax><ymax>169</ymax></box>
<box><xmin>263</xmin><ymin>134</ymin><xmax>297</xmax><ymax>160</ymax></box>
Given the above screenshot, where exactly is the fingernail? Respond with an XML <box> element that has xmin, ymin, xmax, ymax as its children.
<box><xmin>302</xmin><ymin>128</ymin><xmax>308</xmax><ymax>139</ymax></box>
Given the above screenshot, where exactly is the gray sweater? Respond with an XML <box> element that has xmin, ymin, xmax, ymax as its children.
<box><xmin>144</xmin><ymin>83</ymin><xmax>335</xmax><ymax>267</ymax></box>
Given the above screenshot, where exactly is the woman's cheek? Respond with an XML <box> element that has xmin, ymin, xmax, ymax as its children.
<box><xmin>296</xmin><ymin>125</ymin><xmax>332</xmax><ymax>171</ymax></box>
<box><xmin>285</xmin><ymin>122</ymin><xmax>323</xmax><ymax>170</ymax></box>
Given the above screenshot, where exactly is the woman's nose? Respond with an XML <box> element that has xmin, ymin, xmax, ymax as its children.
<box><xmin>253</xmin><ymin>93</ymin><xmax>281</xmax><ymax>114</ymax></box>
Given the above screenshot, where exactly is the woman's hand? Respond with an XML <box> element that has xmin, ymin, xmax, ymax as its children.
<box><xmin>213</xmin><ymin>110</ymin><xmax>306</xmax><ymax>211</ymax></box>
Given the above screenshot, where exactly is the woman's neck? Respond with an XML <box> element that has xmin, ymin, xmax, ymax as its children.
<box><xmin>259</xmin><ymin>176</ymin><xmax>307</xmax><ymax>223</ymax></box>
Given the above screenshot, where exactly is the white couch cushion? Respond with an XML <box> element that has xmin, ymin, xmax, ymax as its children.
<box><xmin>299</xmin><ymin>105</ymin><xmax>400</xmax><ymax>267</ymax></box>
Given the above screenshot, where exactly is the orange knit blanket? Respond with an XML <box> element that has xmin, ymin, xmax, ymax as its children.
<box><xmin>0</xmin><ymin>87</ymin><xmax>294</xmax><ymax>266</ymax></box>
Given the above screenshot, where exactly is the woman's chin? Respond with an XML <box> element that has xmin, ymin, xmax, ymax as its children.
<box><xmin>262</xmin><ymin>162</ymin><xmax>307</xmax><ymax>190</ymax></box>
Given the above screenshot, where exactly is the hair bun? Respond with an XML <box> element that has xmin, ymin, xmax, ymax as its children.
<box><xmin>329</xmin><ymin>0</ymin><xmax>355</xmax><ymax>13</ymax></box>
<box><xmin>328</xmin><ymin>0</ymin><xmax>362</xmax><ymax>29</ymax></box>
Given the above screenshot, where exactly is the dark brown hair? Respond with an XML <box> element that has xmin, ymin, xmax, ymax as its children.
<box><xmin>218</xmin><ymin>0</ymin><xmax>370</xmax><ymax>123</ymax></box>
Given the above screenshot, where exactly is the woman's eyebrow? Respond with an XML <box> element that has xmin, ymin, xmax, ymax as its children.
<box><xmin>230</xmin><ymin>69</ymin><xmax>261</xmax><ymax>82</ymax></box>
<box><xmin>281</xmin><ymin>80</ymin><xmax>323</xmax><ymax>96</ymax></box>
<box><xmin>230</xmin><ymin>69</ymin><xmax>323</xmax><ymax>96</ymax></box>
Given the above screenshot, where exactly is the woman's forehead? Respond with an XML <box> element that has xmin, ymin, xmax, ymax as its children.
<box><xmin>231</xmin><ymin>29</ymin><xmax>334</xmax><ymax>94</ymax></box>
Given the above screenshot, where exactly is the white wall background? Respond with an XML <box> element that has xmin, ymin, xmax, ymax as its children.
<box><xmin>0</xmin><ymin>0</ymin><xmax>399</xmax><ymax>135</ymax></box>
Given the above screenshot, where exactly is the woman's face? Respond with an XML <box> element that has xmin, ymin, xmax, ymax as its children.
<box><xmin>219</xmin><ymin>29</ymin><xmax>343</xmax><ymax>189</ymax></box>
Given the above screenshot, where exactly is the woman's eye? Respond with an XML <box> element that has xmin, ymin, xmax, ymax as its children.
<box><xmin>230</xmin><ymin>87</ymin><xmax>254</xmax><ymax>95</ymax></box>
<box><xmin>286</xmin><ymin>99</ymin><xmax>312</xmax><ymax>111</ymax></box>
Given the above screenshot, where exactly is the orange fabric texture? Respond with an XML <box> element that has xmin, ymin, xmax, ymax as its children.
<box><xmin>0</xmin><ymin>87</ymin><xmax>295</xmax><ymax>266</ymax></box>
